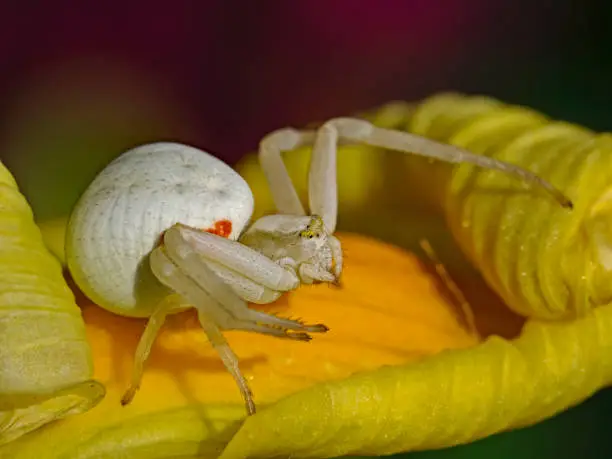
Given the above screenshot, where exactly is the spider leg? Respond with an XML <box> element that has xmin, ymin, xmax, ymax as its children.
<box><xmin>159</xmin><ymin>228</ymin><xmax>328</xmax><ymax>335</ymax></box>
<box><xmin>258</xmin><ymin>126</ymin><xmax>348</xmax><ymax>232</ymax></box>
<box><xmin>121</xmin><ymin>295</ymin><xmax>179</xmax><ymax>406</ymax></box>
<box><xmin>258</xmin><ymin>128</ymin><xmax>315</xmax><ymax>215</ymax></box>
<box><xmin>147</xmin><ymin>244</ymin><xmax>326</xmax><ymax>415</ymax></box>
<box><xmin>169</xmin><ymin>223</ymin><xmax>299</xmax><ymax>293</ymax></box>
<box><xmin>316</xmin><ymin>117</ymin><xmax>573</xmax><ymax>209</ymax></box>
<box><xmin>202</xmin><ymin>257</ymin><xmax>285</xmax><ymax>305</ymax></box>
<box><xmin>328</xmin><ymin>235</ymin><xmax>343</xmax><ymax>280</ymax></box>
<box><xmin>308</xmin><ymin>122</ymin><xmax>339</xmax><ymax>233</ymax></box>
<box><xmin>195</xmin><ymin>308</ymin><xmax>256</xmax><ymax>415</ymax></box>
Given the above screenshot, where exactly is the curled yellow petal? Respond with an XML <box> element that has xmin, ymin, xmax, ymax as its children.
<box><xmin>0</xmin><ymin>162</ymin><xmax>104</xmax><ymax>445</ymax></box>
<box><xmin>219</xmin><ymin>302</ymin><xmax>612</xmax><ymax>458</ymax></box>
<box><xmin>391</xmin><ymin>93</ymin><xmax>612</xmax><ymax>321</ymax></box>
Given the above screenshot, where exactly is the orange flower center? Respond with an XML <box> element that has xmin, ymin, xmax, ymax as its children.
<box><xmin>70</xmin><ymin>232</ymin><xmax>523</xmax><ymax>409</ymax></box>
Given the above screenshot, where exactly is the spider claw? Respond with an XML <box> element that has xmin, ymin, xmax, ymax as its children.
<box><xmin>121</xmin><ymin>386</ymin><xmax>138</xmax><ymax>406</ymax></box>
<box><xmin>285</xmin><ymin>331</ymin><xmax>313</xmax><ymax>341</ymax></box>
<box><xmin>327</xmin><ymin>271</ymin><xmax>342</xmax><ymax>288</ymax></box>
<box><xmin>303</xmin><ymin>323</ymin><xmax>329</xmax><ymax>333</ymax></box>
<box><xmin>264</xmin><ymin>312</ymin><xmax>328</xmax><ymax>334</ymax></box>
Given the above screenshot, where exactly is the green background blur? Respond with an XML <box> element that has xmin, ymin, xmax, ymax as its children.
<box><xmin>2</xmin><ymin>1</ymin><xmax>612</xmax><ymax>458</ymax></box>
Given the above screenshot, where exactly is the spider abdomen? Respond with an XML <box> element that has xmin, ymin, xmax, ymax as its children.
<box><xmin>66</xmin><ymin>142</ymin><xmax>254</xmax><ymax>317</ymax></box>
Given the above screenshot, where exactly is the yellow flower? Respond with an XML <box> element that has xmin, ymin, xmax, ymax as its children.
<box><xmin>1</xmin><ymin>95</ymin><xmax>611</xmax><ymax>459</ymax></box>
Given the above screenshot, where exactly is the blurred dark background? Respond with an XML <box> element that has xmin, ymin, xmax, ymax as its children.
<box><xmin>1</xmin><ymin>1</ymin><xmax>611</xmax><ymax>458</ymax></box>
<box><xmin>2</xmin><ymin>0</ymin><xmax>611</xmax><ymax>221</ymax></box>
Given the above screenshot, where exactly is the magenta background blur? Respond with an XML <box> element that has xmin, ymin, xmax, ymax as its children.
<box><xmin>4</xmin><ymin>1</ymin><xmax>607</xmax><ymax>221</ymax></box>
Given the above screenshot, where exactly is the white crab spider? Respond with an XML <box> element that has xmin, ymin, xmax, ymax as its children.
<box><xmin>66</xmin><ymin>117</ymin><xmax>572</xmax><ymax>416</ymax></box>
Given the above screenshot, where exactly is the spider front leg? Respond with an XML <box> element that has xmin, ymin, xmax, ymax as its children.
<box><xmin>328</xmin><ymin>234</ymin><xmax>342</xmax><ymax>280</ymax></box>
<box><xmin>258</xmin><ymin>130</ymin><xmax>344</xmax><ymax>283</ymax></box>
<box><xmin>258</xmin><ymin>117</ymin><xmax>574</xmax><ymax>242</ymax></box>
<box><xmin>258</xmin><ymin>128</ymin><xmax>315</xmax><ymax>216</ymax></box>
<box><xmin>160</xmin><ymin>224</ymin><xmax>328</xmax><ymax>338</ymax></box>
<box><xmin>316</xmin><ymin>117</ymin><xmax>574</xmax><ymax>209</ymax></box>
<box><xmin>123</xmin><ymin>223</ymin><xmax>328</xmax><ymax>415</ymax></box>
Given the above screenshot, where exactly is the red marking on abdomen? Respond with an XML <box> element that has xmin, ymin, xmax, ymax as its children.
<box><xmin>204</xmin><ymin>220</ymin><xmax>233</xmax><ymax>238</ymax></box>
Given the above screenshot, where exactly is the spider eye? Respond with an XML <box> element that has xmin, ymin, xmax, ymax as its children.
<box><xmin>300</xmin><ymin>226</ymin><xmax>324</xmax><ymax>240</ymax></box>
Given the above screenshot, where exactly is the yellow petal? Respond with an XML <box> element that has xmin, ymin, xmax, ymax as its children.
<box><xmin>37</xmin><ymin>217</ymin><xmax>68</xmax><ymax>265</ymax></box>
<box><xmin>220</xmin><ymin>299</ymin><xmax>612</xmax><ymax>458</ymax></box>
<box><xmin>0</xmin><ymin>162</ymin><xmax>104</xmax><ymax>445</ymax></box>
